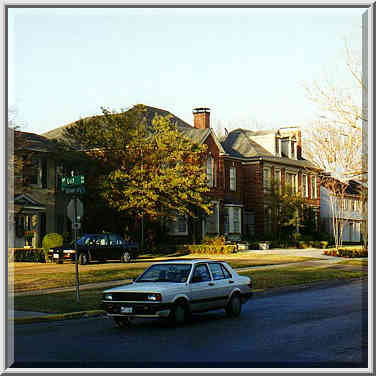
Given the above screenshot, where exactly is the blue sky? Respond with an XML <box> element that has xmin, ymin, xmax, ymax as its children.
<box><xmin>8</xmin><ymin>7</ymin><xmax>364</xmax><ymax>135</ymax></box>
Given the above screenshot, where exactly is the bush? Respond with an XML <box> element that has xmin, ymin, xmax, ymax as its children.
<box><xmin>201</xmin><ymin>235</ymin><xmax>226</xmax><ymax>246</ymax></box>
<box><xmin>323</xmin><ymin>247</ymin><xmax>368</xmax><ymax>258</ymax></box>
<box><xmin>186</xmin><ymin>244</ymin><xmax>236</xmax><ymax>255</ymax></box>
<box><xmin>42</xmin><ymin>233</ymin><xmax>63</xmax><ymax>263</ymax></box>
<box><xmin>9</xmin><ymin>248</ymin><xmax>46</xmax><ymax>262</ymax></box>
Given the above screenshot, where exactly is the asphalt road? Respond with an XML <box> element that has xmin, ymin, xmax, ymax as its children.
<box><xmin>12</xmin><ymin>280</ymin><xmax>368</xmax><ymax>369</ymax></box>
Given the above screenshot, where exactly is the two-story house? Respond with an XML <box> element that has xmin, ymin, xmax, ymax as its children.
<box><xmin>221</xmin><ymin>127</ymin><xmax>321</xmax><ymax>239</ymax></box>
<box><xmin>320</xmin><ymin>179</ymin><xmax>365</xmax><ymax>243</ymax></box>
<box><xmin>42</xmin><ymin>105</ymin><xmax>321</xmax><ymax>243</ymax></box>
<box><xmin>11</xmin><ymin>131</ymin><xmax>71</xmax><ymax>248</ymax></box>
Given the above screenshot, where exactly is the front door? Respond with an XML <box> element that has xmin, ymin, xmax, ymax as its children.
<box><xmin>189</xmin><ymin>263</ymin><xmax>217</xmax><ymax>312</ymax></box>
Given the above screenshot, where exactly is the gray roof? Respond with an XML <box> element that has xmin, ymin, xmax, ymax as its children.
<box><xmin>221</xmin><ymin>129</ymin><xmax>275</xmax><ymax>158</ymax></box>
<box><xmin>222</xmin><ymin>128</ymin><xmax>319</xmax><ymax>169</ymax></box>
<box><xmin>15</xmin><ymin>131</ymin><xmax>58</xmax><ymax>153</ymax></box>
<box><xmin>42</xmin><ymin>105</ymin><xmax>212</xmax><ymax>146</ymax></box>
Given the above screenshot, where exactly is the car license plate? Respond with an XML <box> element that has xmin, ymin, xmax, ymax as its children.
<box><xmin>120</xmin><ymin>306</ymin><xmax>133</xmax><ymax>313</ymax></box>
<box><xmin>53</xmin><ymin>254</ymin><xmax>59</xmax><ymax>259</ymax></box>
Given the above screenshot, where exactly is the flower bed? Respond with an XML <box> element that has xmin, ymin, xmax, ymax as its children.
<box><xmin>186</xmin><ymin>244</ymin><xmax>237</xmax><ymax>255</ymax></box>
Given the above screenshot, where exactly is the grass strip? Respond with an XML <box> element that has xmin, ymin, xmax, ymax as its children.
<box><xmin>239</xmin><ymin>266</ymin><xmax>366</xmax><ymax>290</ymax></box>
<box><xmin>13</xmin><ymin>266</ymin><xmax>366</xmax><ymax>315</ymax></box>
<box><xmin>11</xmin><ymin>255</ymin><xmax>321</xmax><ymax>292</ymax></box>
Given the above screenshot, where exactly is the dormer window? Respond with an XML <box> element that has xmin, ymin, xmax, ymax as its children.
<box><xmin>281</xmin><ymin>138</ymin><xmax>289</xmax><ymax>157</ymax></box>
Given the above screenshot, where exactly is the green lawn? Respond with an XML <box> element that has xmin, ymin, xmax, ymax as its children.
<box><xmin>10</xmin><ymin>254</ymin><xmax>321</xmax><ymax>292</ymax></box>
<box><xmin>13</xmin><ymin>264</ymin><xmax>367</xmax><ymax>315</ymax></box>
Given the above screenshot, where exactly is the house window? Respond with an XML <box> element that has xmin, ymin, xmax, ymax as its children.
<box><xmin>281</xmin><ymin>139</ymin><xmax>289</xmax><ymax>157</ymax></box>
<box><xmin>167</xmin><ymin>214</ymin><xmax>188</xmax><ymax>235</ymax></box>
<box><xmin>30</xmin><ymin>157</ymin><xmax>42</xmax><ymax>186</ymax></box>
<box><xmin>291</xmin><ymin>140</ymin><xmax>296</xmax><ymax>159</ymax></box>
<box><xmin>302</xmin><ymin>174</ymin><xmax>309</xmax><ymax>198</ymax></box>
<box><xmin>275</xmin><ymin>169</ymin><xmax>281</xmax><ymax>193</ymax></box>
<box><xmin>229</xmin><ymin>167</ymin><xmax>236</xmax><ymax>191</ymax></box>
<box><xmin>206</xmin><ymin>155</ymin><xmax>213</xmax><ymax>187</ymax></box>
<box><xmin>286</xmin><ymin>172</ymin><xmax>297</xmax><ymax>193</ymax></box>
<box><xmin>311</xmin><ymin>176</ymin><xmax>317</xmax><ymax>199</ymax></box>
<box><xmin>263</xmin><ymin>167</ymin><xmax>271</xmax><ymax>192</ymax></box>
<box><xmin>204</xmin><ymin>202</ymin><xmax>219</xmax><ymax>235</ymax></box>
<box><xmin>264</xmin><ymin>206</ymin><xmax>273</xmax><ymax>234</ymax></box>
<box><xmin>224</xmin><ymin>206</ymin><xmax>242</xmax><ymax>234</ymax></box>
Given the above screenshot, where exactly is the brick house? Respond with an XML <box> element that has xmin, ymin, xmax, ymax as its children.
<box><xmin>11</xmin><ymin>131</ymin><xmax>69</xmax><ymax>248</ymax></box>
<box><xmin>42</xmin><ymin>105</ymin><xmax>321</xmax><ymax>243</ymax></box>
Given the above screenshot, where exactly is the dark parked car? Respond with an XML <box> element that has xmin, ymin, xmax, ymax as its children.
<box><xmin>50</xmin><ymin>233</ymin><xmax>139</xmax><ymax>265</ymax></box>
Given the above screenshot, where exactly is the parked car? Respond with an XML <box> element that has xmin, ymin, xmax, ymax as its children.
<box><xmin>50</xmin><ymin>233</ymin><xmax>139</xmax><ymax>265</ymax></box>
<box><xmin>101</xmin><ymin>259</ymin><xmax>253</xmax><ymax>327</ymax></box>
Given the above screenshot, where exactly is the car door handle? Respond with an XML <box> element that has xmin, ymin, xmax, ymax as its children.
<box><xmin>208</xmin><ymin>282</ymin><xmax>215</xmax><ymax>286</ymax></box>
<box><xmin>229</xmin><ymin>280</ymin><xmax>234</xmax><ymax>284</ymax></box>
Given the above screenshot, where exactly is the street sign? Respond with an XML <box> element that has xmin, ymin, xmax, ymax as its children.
<box><xmin>61</xmin><ymin>175</ymin><xmax>85</xmax><ymax>189</ymax></box>
<box><xmin>67</xmin><ymin>198</ymin><xmax>84</xmax><ymax>222</ymax></box>
<box><xmin>63</xmin><ymin>186</ymin><xmax>86</xmax><ymax>194</ymax></box>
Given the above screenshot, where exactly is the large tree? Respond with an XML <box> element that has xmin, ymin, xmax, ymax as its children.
<box><xmin>302</xmin><ymin>38</ymin><xmax>367</xmax><ymax>248</ymax></box>
<box><xmin>62</xmin><ymin>105</ymin><xmax>212</xmax><ymax>235</ymax></box>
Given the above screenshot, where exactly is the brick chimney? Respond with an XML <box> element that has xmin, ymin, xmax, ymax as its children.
<box><xmin>193</xmin><ymin>107</ymin><xmax>210</xmax><ymax>129</ymax></box>
<box><xmin>296</xmin><ymin>130</ymin><xmax>302</xmax><ymax>159</ymax></box>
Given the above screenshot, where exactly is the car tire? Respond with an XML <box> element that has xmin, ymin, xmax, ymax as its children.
<box><xmin>114</xmin><ymin>317</ymin><xmax>130</xmax><ymax>328</ymax></box>
<box><xmin>171</xmin><ymin>300</ymin><xmax>190</xmax><ymax>326</ymax></box>
<box><xmin>79</xmin><ymin>253</ymin><xmax>88</xmax><ymax>265</ymax></box>
<box><xmin>225</xmin><ymin>294</ymin><xmax>242</xmax><ymax>318</ymax></box>
<box><xmin>121</xmin><ymin>251</ymin><xmax>131</xmax><ymax>263</ymax></box>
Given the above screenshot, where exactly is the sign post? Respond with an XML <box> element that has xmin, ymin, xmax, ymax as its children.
<box><xmin>63</xmin><ymin>173</ymin><xmax>85</xmax><ymax>303</ymax></box>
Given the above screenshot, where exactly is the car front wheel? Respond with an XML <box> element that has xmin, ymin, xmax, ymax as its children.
<box><xmin>171</xmin><ymin>300</ymin><xmax>190</xmax><ymax>325</ymax></box>
<box><xmin>121</xmin><ymin>251</ymin><xmax>131</xmax><ymax>263</ymax></box>
<box><xmin>225</xmin><ymin>294</ymin><xmax>242</xmax><ymax>318</ymax></box>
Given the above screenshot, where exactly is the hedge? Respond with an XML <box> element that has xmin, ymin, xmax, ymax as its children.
<box><xmin>186</xmin><ymin>244</ymin><xmax>237</xmax><ymax>255</ymax></box>
<box><xmin>9</xmin><ymin>248</ymin><xmax>47</xmax><ymax>263</ymax></box>
<box><xmin>323</xmin><ymin>248</ymin><xmax>368</xmax><ymax>258</ymax></box>
<box><xmin>297</xmin><ymin>241</ymin><xmax>328</xmax><ymax>249</ymax></box>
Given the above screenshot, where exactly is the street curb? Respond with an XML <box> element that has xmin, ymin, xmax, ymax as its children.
<box><xmin>11</xmin><ymin>309</ymin><xmax>105</xmax><ymax>325</ymax></box>
<box><xmin>12</xmin><ymin>277</ymin><xmax>367</xmax><ymax>324</ymax></box>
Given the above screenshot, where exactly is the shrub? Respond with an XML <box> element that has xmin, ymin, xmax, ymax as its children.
<box><xmin>202</xmin><ymin>235</ymin><xmax>226</xmax><ymax>246</ymax></box>
<box><xmin>9</xmin><ymin>248</ymin><xmax>46</xmax><ymax>262</ymax></box>
<box><xmin>186</xmin><ymin>244</ymin><xmax>236</xmax><ymax>255</ymax></box>
<box><xmin>323</xmin><ymin>247</ymin><xmax>368</xmax><ymax>258</ymax></box>
<box><xmin>42</xmin><ymin>233</ymin><xmax>63</xmax><ymax>263</ymax></box>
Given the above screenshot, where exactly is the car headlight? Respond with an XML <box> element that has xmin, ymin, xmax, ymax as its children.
<box><xmin>147</xmin><ymin>293</ymin><xmax>162</xmax><ymax>301</ymax></box>
<box><xmin>104</xmin><ymin>294</ymin><xmax>112</xmax><ymax>300</ymax></box>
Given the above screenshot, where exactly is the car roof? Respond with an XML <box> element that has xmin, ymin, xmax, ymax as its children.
<box><xmin>152</xmin><ymin>259</ymin><xmax>223</xmax><ymax>265</ymax></box>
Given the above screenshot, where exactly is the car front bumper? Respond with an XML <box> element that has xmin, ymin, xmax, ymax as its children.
<box><xmin>102</xmin><ymin>301</ymin><xmax>173</xmax><ymax>318</ymax></box>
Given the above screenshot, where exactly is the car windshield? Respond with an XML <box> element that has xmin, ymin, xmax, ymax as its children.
<box><xmin>136</xmin><ymin>264</ymin><xmax>192</xmax><ymax>283</ymax></box>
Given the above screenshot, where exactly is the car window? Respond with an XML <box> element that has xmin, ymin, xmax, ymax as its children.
<box><xmin>220</xmin><ymin>264</ymin><xmax>232</xmax><ymax>279</ymax></box>
<box><xmin>191</xmin><ymin>264</ymin><xmax>211</xmax><ymax>283</ymax></box>
<box><xmin>137</xmin><ymin>264</ymin><xmax>192</xmax><ymax>283</ymax></box>
<box><xmin>208</xmin><ymin>263</ymin><xmax>226</xmax><ymax>280</ymax></box>
<box><xmin>99</xmin><ymin>235</ymin><xmax>108</xmax><ymax>246</ymax></box>
<box><xmin>108</xmin><ymin>234</ymin><xmax>118</xmax><ymax>246</ymax></box>
<box><xmin>116</xmin><ymin>235</ymin><xmax>125</xmax><ymax>245</ymax></box>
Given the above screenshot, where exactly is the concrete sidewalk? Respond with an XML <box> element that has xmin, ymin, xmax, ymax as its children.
<box><xmin>9</xmin><ymin>249</ymin><xmax>366</xmax><ymax>321</ymax></box>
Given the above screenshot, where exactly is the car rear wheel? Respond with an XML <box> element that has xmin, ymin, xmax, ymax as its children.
<box><xmin>121</xmin><ymin>251</ymin><xmax>131</xmax><ymax>263</ymax></box>
<box><xmin>114</xmin><ymin>317</ymin><xmax>131</xmax><ymax>328</ymax></box>
<box><xmin>79</xmin><ymin>253</ymin><xmax>88</xmax><ymax>265</ymax></box>
<box><xmin>225</xmin><ymin>294</ymin><xmax>242</xmax><ymax>318</ymax></box>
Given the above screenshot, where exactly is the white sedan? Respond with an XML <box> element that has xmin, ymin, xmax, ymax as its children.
<box><xmin>101</xmin><ymin>259</ymin><xmax>253</xmax><ymax>327</ymax></box>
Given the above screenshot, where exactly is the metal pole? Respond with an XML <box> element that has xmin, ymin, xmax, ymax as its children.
<box><xmin>74</xmin><ymin>196</ymin><xmax>80</xmax><ymax>302</ymax></box>
<box><xmin>141</xmin><ymin>215</ymin><xmax>144</xmax><ymax>251</ymax></box>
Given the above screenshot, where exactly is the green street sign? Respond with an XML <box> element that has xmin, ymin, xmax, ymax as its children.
<box><xmin>61</xmin><ymin>175</ymin><xmax>85</xmax><ymax>189</ymax></box>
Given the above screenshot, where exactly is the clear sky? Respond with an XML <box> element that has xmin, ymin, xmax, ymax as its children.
<box><xmin>8</xmin><ymin>6</ymin><xmax>364</xmax><ymax>135</ymax></box>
